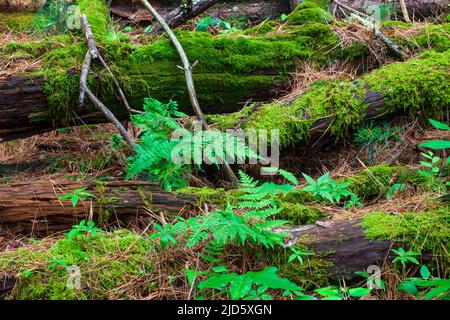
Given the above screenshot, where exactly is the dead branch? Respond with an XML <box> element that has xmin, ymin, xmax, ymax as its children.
<box><xmin>79</xmin><ymin>15</ymin><xmax>135</xmax><ymax>150</ymax></box>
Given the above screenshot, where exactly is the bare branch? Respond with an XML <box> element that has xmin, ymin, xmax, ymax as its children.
<box><xmin>79</xmin><ymin>15</ymin><xmax>136</xmax><ymax>150</ymax></box>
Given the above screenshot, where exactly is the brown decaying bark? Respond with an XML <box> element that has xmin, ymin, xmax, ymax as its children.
<box><xmin>0</xmin><ymin>180</ymin><xmax>195</xmax><ymax>234</ymax></box>
<box><xmin>287</xmin><ymin>220</ymin><xmax>396</xmax><ymax>275</ymax></box>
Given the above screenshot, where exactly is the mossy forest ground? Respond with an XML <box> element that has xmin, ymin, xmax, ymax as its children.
<box><xmin>0</xmin><ymin>0</ymin><xmax>449</xmax><ymax>300</ymax></box>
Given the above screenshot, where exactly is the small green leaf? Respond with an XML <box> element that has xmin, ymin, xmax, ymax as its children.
<box><xmin>419</xmin><ymin>140</ymin><xmax>450</xmax><ymax>150</ymax></box>
<box><xmin>420</xmin><ymin>265</ymin><xmax>431</xmax><ymax>280</ymax></box>
<box><xmin>229</xmin><ymin>275</ymin><xmax>253</xmax><ymax>300</ymax></box>
<box><xmin>429</xmin><ymin>119</ymin><xmax>450</xmax><ymax>131</ymax></box>
<box><xmin>349</xmin><ymin>287</ymin><xmax>371</xmax><ymax>298</ymax></box>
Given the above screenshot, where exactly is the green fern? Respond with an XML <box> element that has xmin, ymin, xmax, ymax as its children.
<box><xmin>126</xmin><ymin>97</ymin><xmax>259</xmax><ymax>190</ymax></box>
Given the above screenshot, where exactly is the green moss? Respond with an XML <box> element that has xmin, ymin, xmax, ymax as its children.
<box><xmin>77</xmin><ymin>0</ymin><xmax>110</xmax><ymax>38</ymax></box>
<box><xmin>287</xmin><ymin>1</ymin><xmax>333</xmax><ymax>26</ymax></box>
<box><xmin>362</xmin><ymin>208</ymin><xmax>450</xmax><ymax>257</ymax></box>
<box><xmin>342</xmin><ymin>41</ymin><xmax>370</xmax><ymax>61</ymax></box>
<box><xmin>0</xmin><ymin>229</ymin><xmax>155</xmax><ymax>300</ymax></box>
<box><xmin>268</xmin><ymin>244</ymin><xmax>334</xmax><ymax>290</ymax></box>
<box><xmin>336</xmin><ymin>165</ymin><xmax>437</xmax><ymax>200</ymax></box>
<box><xmin>0</xmin><ymin>12</ymin><xmax>34</xmax><ymax>32</ymax></box>
<box><xmin>277</xmin><ymin>203</ymin><xmax>327</xmax><ymax>225</ymax></box>
<box><xmin>210</xmin><ymin>49</ymin><xmax>450</xmax><ymax>148</ymax></box>
<box><xmin>364</xmin><ymin>50</ymin><xmax>450</xmax><ymax>116</ymax></box>
<box><xmin>381</xmin><ymin>20</ymin><xmax>413</xmax><ymax>28</ymax></box>
<box><xmin>388</xmin><ymin>23</ymin><xmax>450</xmax><ymax>53</ymax></box>
<box><xmin>281</xmin><ymin>189</ymin><xmax>316</xmax><ymax>203</ymax></box>
<box><xmin>242</xmin><ymin>21</ymin><xmax>277</xmax><ymax>35</ymax></box>
<box><xmin>176</xmin><ymin>186</ymin><xmax>230</xmax><ymax>207</ymax></box>
<box><xmin>341</xmin><ymin>165</ymin><xmax>403</xmax><ymax>199</ymax></box>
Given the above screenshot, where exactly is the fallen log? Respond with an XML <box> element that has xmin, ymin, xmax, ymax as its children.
<box><xmin>0</xmin><ymin>180</ymin><xmax>196</xmax><ymax>235</ymax></box>
<box><xmin>286</xmin><ymin>220</ymin><xmax>396</xmax><ymax>275</ymax></box>
<box><xmin>285</xmin><ymin>217</ymin><xmax>438</xmax><ymax>276</ymax></box>
<box><xmin>112</xmin><ymin>0</ymin><xmax>290</xmax><ymax>26</ymax></box>
<box><xmin>208</xmin><ymin>49</ymin><xmax>450</xmax><ymax>148</ymax></box>
<box><xmin>0</xmin><ymin>2</ymin><xmax>349</xmax><ymax>141</ymax></box>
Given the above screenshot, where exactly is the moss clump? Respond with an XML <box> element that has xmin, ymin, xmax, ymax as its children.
<box><xmin>364</xmin><ymin>50</ymin><xmax>450</xmax><ymax>116</ymax></box>
<box><xmin>277</xmin><ymin>203</ymin><xmax>327</xmax><ymax>225</ymax></box>
<box><xmin>0</xmin><ymin>229</ymin><xmax>156</xmax><ymax>300</ymax></box>
<box><xmin>341</xmin><ymin>165</ymin><xmax>404</xmax><ymax>199</ymax></box>
<box><xmin>176</xmin><ymin>186</ymin><xmax>231</xmax><ymax>207</ymax></box>
<box><xmin>242</xmin><ymin>21</ymin><xmax>277</xmax><ymax>35</ymax></box>
<box><xmin>342</xmin><ymin>41</ymin><xmax>370</xmax><ymax>61</ymax></box>
<box><xmin>281</xmin><ymin>189</ymin><xmax>316</xmax><ymax>203</ymax></box>
<box><xmin>387</xmin><ymin>23</ymin><xmax>450</xmax><ymax>54</ymax></box>
<box><xmin>362</xmin><ymin>208</ymin><xmax>450</xmax><ymax>257</ymax></box>
<box><xmin>287</xmin><ymin>1</ymin><xmax>333</xmax><ymax>25</ymax></box>
<box><xmin>337</xmin><ymin>165</ymin><xmax>438</xmax><ymax>200</ymax></box>
<box><xmin>268</xmin><ymin>244</ymin><xmax>334</xmax><ymax>290</ymax></box>
<box><xmin>0</xmin><ymin>12</ymin><xmax>34</xmax><ymax>32</ymax></box>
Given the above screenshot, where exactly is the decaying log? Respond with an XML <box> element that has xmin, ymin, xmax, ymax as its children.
<box><xmin>0</xmin><ymin>180</ymin><xmax>196</xmax><ymax>234</ymax></box>
<box><xmin>286</xmin><ymin>220</ymin><xmax>394</xmax><ymax>275</ymax></box>
<box><xmin>111</xmin><ymin>0</ymin><xmax>291</xmax><ymax>23</ymax></box>
<box><xmin>147</xmin><ymin>0</ymin><xmax>221</xmax><ymax>33</ymax></box>
<box><xmin>0</xmin><ymin>67</ymin><xmax>286</xmax><ymax>141</ymax></box>
<box><xmin>109</xmin><ymin>0</ymin><xmax>448</xmax><ymax>23</ymax></box>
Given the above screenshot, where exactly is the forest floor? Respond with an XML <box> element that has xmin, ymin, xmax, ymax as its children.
<box><xmin>0</xmin><ymin>1</ymin><xmax>449</xmax><ymax>300</ymax></box>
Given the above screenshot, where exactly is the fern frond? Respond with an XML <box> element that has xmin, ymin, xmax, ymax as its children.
<box><xmin>243</xmin><ymin>206</ymin><xmax>282</xmax><ymax>220</ymax></box>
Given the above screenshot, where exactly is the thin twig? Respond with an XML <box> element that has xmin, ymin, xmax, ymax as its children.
<box><xmin>81</xmin><ymin>70</ymin><xmax>135</xmax><ymax>149</ymax></box>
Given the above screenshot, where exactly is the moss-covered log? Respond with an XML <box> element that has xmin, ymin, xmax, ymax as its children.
<box><xmin>208</xmin><ymin>49</ymin><xmax>450</xmax><ymax>148</ymax></box>
<box><xmin>286</xmin><ymin>215</ymin><xmax>441</xmax><ymax>276</ymax></box>
<box><xmin>287</xmin><ymin>219</ymin><xmax>396</xmax><ymax>275</ymax></box>
<box><xmin>1</xmin><ymin>1</ymin><xmax>448</xmax><ymax>142</ymax></box>
<box><xmin>0</xmin><ymin>180</ymin><xmax>195</xmax><ymax>235</ymax></box>
<box><xmin>0</xmin><ymin>2</ymin><xmax>361</xmax><ymax>141</ymax></box>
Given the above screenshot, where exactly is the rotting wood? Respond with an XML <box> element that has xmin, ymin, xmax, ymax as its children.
<box><xmin>0</xmin><ymin>180</ymin><xmax>196</xmax><ymax>234</ymax></box>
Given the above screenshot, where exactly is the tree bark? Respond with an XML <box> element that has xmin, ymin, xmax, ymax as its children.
<box><xmin>0</xmin><ymin>180</ymin><xmax>196</xmax><ymax>235</ymax></box>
